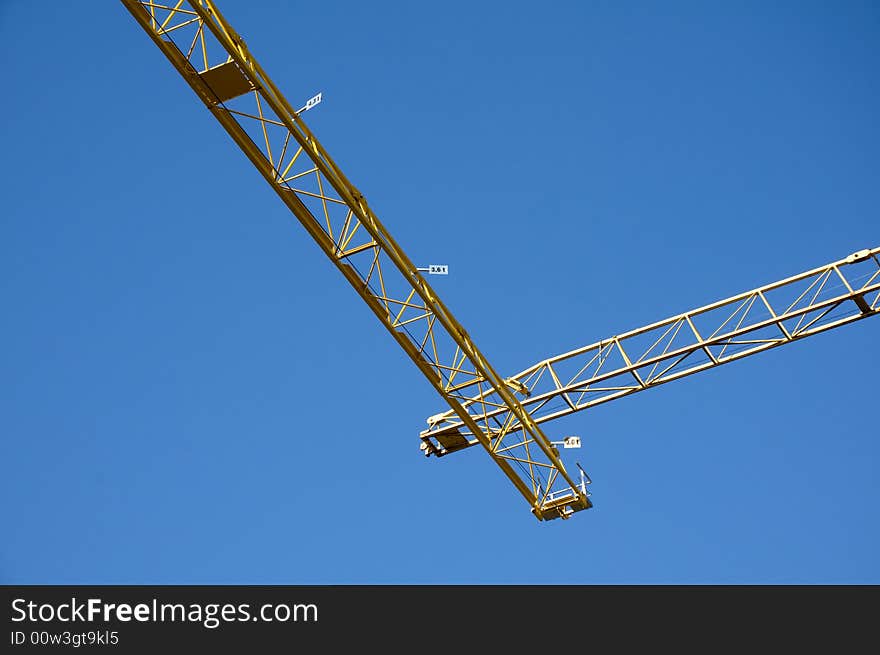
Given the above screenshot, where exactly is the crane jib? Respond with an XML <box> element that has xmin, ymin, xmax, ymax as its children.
<box><xmin>421</xmin><ymin>247</ymin><xmax>880</xmax><ymax>455</ymax></box>
<box><xmin>119</xmin><ymin>0</ymin><xmax>591</xmax><ymax>520</ymax></box>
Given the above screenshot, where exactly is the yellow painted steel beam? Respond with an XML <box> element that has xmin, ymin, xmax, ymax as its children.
<box><xmin>118</xmin><ymin>0</ymin><xmax>590</xmax><ymax>520</ymax></box>
<box><xmin>422</xmin><ymin>247</ymin><xmax>880</xmax><ymax>454</ymax></box>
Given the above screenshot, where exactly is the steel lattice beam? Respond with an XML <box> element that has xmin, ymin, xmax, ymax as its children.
<box><xmin>120</xmin><ymin>0</ymin><xmax>590</xmax><ymax>519</ymax></box>
<box><xmin>421</xmin><ymin>248</ymin><xmax>880</xmax><ymax>455</ymax></box>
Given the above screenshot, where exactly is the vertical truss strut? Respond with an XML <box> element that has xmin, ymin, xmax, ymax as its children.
<box><xmin>421</xmin><ymin>248</ymin><xmax>880</xmax><ymax>453</ymax></box>
<box><xmin>119</xmin><ymin>0</ymin><xmax>590</xmax><ymax>519</ymax></box>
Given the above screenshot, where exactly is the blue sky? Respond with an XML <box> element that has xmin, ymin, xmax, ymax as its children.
<box><xmin>2</xmin><ymin>1</ymin><xmax>878</xmax><ymax>583</ymax></box>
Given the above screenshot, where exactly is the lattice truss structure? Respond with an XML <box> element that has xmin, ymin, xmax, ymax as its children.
<box><xmin>120</xmin><ymin>0</ymin><xmax>591</xmax><ymax>519</ymax></box>
<box><xmin>422</xmin><ymin>248</ymin><xmax>880</xmax><ymax>454</ymax></box>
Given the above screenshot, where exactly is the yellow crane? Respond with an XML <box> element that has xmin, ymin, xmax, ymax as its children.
<box><xmin>421</xmin><ymin>247</ymin><xmax>880</xmax><ymax>458</ymax></box>
<box><xmin>119</xmin><ymin>0</ymin><xmax>879</xmax><ymax>521</ymax></box>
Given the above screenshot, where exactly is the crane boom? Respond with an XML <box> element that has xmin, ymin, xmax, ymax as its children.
<box><xmin>119</xmin><ymin>0</ymin><xmax>590</xmax><ymax>519</ymax></box>
<box><xmin>421</xmin><ymin>247</ymin><xmax>880</xmax><ymax>455</ymax></box>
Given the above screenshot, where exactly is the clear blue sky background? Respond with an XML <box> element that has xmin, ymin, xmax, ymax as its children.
<box><xmin>2</xmin><ymin>1</ymin><xmax>878</xmax><ymax>583</ymax></box>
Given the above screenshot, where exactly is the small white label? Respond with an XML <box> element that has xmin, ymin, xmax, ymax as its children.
<box><xmin>300</xmin><ymin>92</ymin><xmax>322</xmax><ymax>113</ymax></box>
<box><xmin>428</xmin><ymin>264</ymin><xmax>448</xmax><ymax>275</ymax></box>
